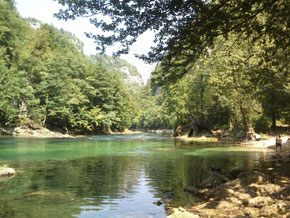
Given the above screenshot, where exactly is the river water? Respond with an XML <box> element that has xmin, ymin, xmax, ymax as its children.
<box><xmin>0</xmin><ymin>133</ymin><xmax>269</xmax><ymax>217</ymax></box>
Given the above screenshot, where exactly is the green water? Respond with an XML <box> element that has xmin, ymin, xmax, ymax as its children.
<box><xmin>0</xmin><ymin>134</ymin><xmax>269</xmax><ymax>217</ymax></box>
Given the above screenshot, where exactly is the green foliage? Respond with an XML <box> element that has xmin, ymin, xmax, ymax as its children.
<box><xmin>148</xmin><ymin>31</ymin><xmax>289</xmax><ymax>133</ymax></box>
<box><xmin>56</xmin><ymin>0</ymin><xmax>289</xmax><ymax>86</ymax></box>
<box><xmin>91</xmin><ymin>54</ymin><xmax>144</xmax><ymax>94</ymax></box>
<box><xmin>252</xmin><ymin>116</ymin><xmax>271</xmax><ymax>133</ymax></box>
<box><xmin>1</xmin><ymin>0</ymin><xmax>288</xmax><ymax>135</ymax></box>
<box><xmin>137</xmin><ymin>83</ymin><xmax>173</xmax><ymax>130</ymax></box>
<box><xmin>0</xmin><ymin>1</ymin><xmax>140</xmax><ymax>133</ymax></box>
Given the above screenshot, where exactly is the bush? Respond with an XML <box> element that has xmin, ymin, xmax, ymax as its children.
<box><xmin>253</xmin><ymin>116</ymin><xmax>271</xmax><ymax>133</ymax></box>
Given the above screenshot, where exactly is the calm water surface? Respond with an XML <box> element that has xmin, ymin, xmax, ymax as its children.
<box><xmin>0</xmin><ymin>134</ymin><xmax>269</xmax><ymax>217</ymax></box>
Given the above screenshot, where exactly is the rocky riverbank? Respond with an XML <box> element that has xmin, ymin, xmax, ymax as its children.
<box><xmin>0</xmin><ymin>165</ymin><xmax>16</xmax><ymax>179</ymax></box>
<box><xmin>0</xmin><ymin>126</ymin><xmax>73</xmax><ymax>138</ymax></box>
<box><xmin>167</xmin><ymin>155</ymin><xmax>290</xmax><ymax>217</ymax></box>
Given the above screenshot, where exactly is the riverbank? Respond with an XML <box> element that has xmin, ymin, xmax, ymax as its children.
<box><xmin>0</xmin><ymin>126</ymin><xmax>160</xmax><ymax>138</ymax></box>
<box><xmin>175</xmin><ymin>135</ymin><xmax>290</xmax><ymax>150</ymax></box>
<box><xmin>167</xmin><ymin>148</ymin><xmax>290</xmax><ymax>217</ymax></box>
<box><xmin>0</xmin><ymin>126</ymin><xmax>73</xmax><ymax>138</ymax></box>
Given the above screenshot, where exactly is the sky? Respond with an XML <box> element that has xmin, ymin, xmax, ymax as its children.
<box><xmin>15</xmin><ymin>0</ymin><xmax>156</xmax><ymax>83</ymax></box>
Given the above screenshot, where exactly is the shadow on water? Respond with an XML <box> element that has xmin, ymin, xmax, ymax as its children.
<box><xmin>0</xmin><ymin>134</ymin><xmax>271</xmax><ymax>217</ymax></box>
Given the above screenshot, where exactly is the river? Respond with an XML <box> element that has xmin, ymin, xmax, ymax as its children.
<box><xmin>0</xmin><ymin>133</ymin><xmax>269</xmax><ymax>217</ymax></box>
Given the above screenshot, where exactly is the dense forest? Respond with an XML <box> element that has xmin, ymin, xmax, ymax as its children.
<box><xmin>0</xmin><ymin>1</ymin><xmax>142</xmax><ymax>134</ymax></box>
<box><xmin>0</xmin><ymin>0</ymin><xmax>289</xmax><ymax>137</ymax></box>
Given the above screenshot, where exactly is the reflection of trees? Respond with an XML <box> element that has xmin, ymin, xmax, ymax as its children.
<box><xmin>0</xmin><ymin>156</ymin><xmax>142</xmax><ymax>217</ymax></box>
<box><xmin>0</xmin><ymin>142</ymin><xmax>269</xmax><ymax>216</ymax></box>
<box><xmin>144</xmin><ymin>145</ymin><xmax>266</xmax><ymax>208</ymax></box>
<box><xmin>32</xmin><ymin>155</ymin><xmax>142</xmax><ymax>197</ymax></box>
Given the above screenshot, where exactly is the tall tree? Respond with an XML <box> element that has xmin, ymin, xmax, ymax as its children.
<box><xmin>56</xmin><ymin>0</ymin><xmax>289</xmax><ymax>85</ymax></box>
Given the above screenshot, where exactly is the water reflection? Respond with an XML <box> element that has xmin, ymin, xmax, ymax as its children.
<box><xmin>0</xmin><ymin>135</ymin><xmax>270</xmax><ymax>217</ymax></box>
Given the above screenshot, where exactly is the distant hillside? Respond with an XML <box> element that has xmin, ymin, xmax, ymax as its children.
<box><xmin>91</xmin><ymin>54</ymin><xmax>144</xmax><ymax>92</ymax></box>
<box><xmin>25</xmin><ymin>18</ymin><xmax>84</xmax><ymax>53</ymax></box>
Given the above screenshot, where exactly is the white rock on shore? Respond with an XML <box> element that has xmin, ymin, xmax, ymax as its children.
<box><xmin>0</xmin><ymin>167</ymin><xmax>15</xmax><ymax>177</ymax></box>
<box><xmin>0</xmin><ymin>126</ymin><xmax>73</xmax><ymax>138</ymax></box>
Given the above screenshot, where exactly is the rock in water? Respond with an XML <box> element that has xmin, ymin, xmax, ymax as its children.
<box><xmin>0</xmin><ymin>168</ymin><xmax>16</xmax><ymax>178</ymax></box>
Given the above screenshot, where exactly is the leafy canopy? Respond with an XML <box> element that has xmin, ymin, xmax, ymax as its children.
<box><xmin>55</xmin><ymin>0</ymin><xmax>289</xmax><ymax>84</ymax></box>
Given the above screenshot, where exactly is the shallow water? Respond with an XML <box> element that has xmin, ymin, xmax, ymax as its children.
<box><xmin>0</xmin><ymin>134</ymin><xmax>269</xmax><ymax>217</ymax></box>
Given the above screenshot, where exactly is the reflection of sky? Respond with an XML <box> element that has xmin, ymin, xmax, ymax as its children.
<box><xmin>0</xmin><ymin>135</ymin><xmax>272</xmax><ymax>217</ymax></box>
<box><xmin>76</xmin><ymin>170</ymin><xmax>166</xmax><ymax>218</ymax></box>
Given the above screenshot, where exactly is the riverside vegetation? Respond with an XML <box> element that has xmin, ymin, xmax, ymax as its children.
<box><xmin>0</xmin><ymin>0</ymin><xmax>290</xmax><ymax>217</ymax></box>
<box><xmin>0</xmin><ymin>0</ymin><xmax>289</xmax><ymax>139</ymax></box>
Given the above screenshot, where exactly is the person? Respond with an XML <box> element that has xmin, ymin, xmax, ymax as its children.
<box><xmin>275</xmin><ymin>135</ymin><xmax>282</xmax><ymax>152</ymax></box>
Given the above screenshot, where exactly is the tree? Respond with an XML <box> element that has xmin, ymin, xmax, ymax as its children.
<box><xmin>0</xmin><ymin>0</ymin><xmax>140</xmax><ymax>133</ymax></box>
<box><xmin>55</xmin><ymin>0</ymin><xmax>289</xmax><ymax>85</ymax></box>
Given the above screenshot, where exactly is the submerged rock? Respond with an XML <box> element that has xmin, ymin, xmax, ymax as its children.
<box><xmin>153</xmin><ymin>200</ymin><xmax>163</xmax><ymax>206</ymax></box>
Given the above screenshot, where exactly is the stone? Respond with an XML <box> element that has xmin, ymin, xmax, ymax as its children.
<box><xmin>201</xmin><ymin>175</ymin><xmax>229</xmax><ymax>189</ymax></box>
<box><xmin>167</xmin><ymin>208</ymin><xmax>200</xmax><ymax>218</ymax></box>
<box><xmin>242</xmin><ymin>207</ymin><xmax>260</xmax><ymax>217</ymax></box>
<box><xmin>236</xmin><ymin>130</ymin><xmax>246</xmax><ymax>139</ymax></box>
<box><xmin>153</xmin><ymin>200</ymin><xmax>162</xmax><ymax>206</ymax></box>
<box><xmin>248</xmin><ymin>196</ymin><xmax>273</xmax><ymax>208</ymax></box>
<box><xmin>238</xmin><ymin>171</ymin><xmax>268</xmax><ymax>185</ymax></box>
<box><xmin>216</xmin><ymin>200</ymin><xmax>235</xmax><ymax>209</ymax></box>
<box><xmin>260</xmin><ymin>204</ymin><xmax>277</xmax><ymax>216</ymax></box>
<box><xmin>0</xmin><ymin>168</ymin><xmax>15</xmax><ymax>177</ymax></box>
<box><xmin>221</xmin><ymin>130</ymin><xmax>230</xmax><ymax>137</ymax></box>
<box><xmin>255</xmin><ymin>133</ymin><xmax>261</xmax><ymax>140</ymax></box>
<box><xmin>262</xmin><ymin>184</ymin><xmax>281</xmax><ymax>194</ymax></box>
<box><xmin>0</xmin><ymin>127</ymin><xmax>13</xmax><ymax>135</ymax></box>
<box><xmin>226</xmin><ymin>197</ymin><xmax>243</xmax><ymax>206</ymax></box>
<box><xmin>212</xmin><ymin>185</ymin><xmax>230</xmax><ymax>200</ymax></box>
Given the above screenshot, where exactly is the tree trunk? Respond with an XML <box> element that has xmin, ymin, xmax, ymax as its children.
<box><xmin>228</xmin><ymin>111</ymin><xmax>233</xmax><ymax>130</ymax></box>
<box><xmin>240</xmin><ymin>105</ymin><xmax>255</xmax><ymax>140</ymax></box>
<box><xmin>232</xmin><ymin>69</ymin><xmax>255</xmax><ymax>140</ymax></box>
<box><xmin>200</xmin><ymin>73</ymin><xmax>205</xmax><ymax>122</ymax></box>
<box><xmin>271</xmin><ymin>111</ymin><xmax>276</xmax><ymax>129</ymax></box>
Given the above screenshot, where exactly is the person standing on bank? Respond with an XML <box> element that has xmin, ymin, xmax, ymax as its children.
<box><xmin>275</xmin><ymin>135</ymin><xmax>282</xmax><ymax>152</ymax></box>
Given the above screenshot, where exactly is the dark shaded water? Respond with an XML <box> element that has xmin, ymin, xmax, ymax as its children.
<box><xmin>0</xmin><ymin>134</ymin><xmax>269</xmax><ymax>217</ymax></box>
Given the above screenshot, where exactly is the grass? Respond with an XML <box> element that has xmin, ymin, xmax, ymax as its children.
<box><xmin>178</xmin><ymin>136</ymin><xmax>219</xmax><ymax>142</ymax></box>
<box><xmin>0</xmin><ymin>164</ymin><xmax>9</xmax><ymax>170</ymax></box>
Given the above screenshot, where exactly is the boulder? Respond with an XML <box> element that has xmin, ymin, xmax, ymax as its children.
<box><xmin>168</xmin><ymin>208</ymin><xmax>200</xmax><ymax>218</ymax></box>
<box><xmin>248</xmin><ymin>196</ymin><xmax>273</xmax><ymax>208</ymax></box>
<box><xmin>174</xmin><ymin>121</ymin><xmax>214</xmax><ymax>137</ymax></box>
<box><xmin>221</xmin><ymin>130</ymin><xmax>230</xmax><ymax>137</ymax></box>
<box><xmin>255</xmin><ymin>133</ymin><xmax>261</xmax><ymax>141</ymax></box>
<box><xmin>261</xmin><ymin>184</ymin><xmax>281</xmax><ymax>194</ymax></box>
<box><xmin>201</xmin><ymin>175</ymin><xmax>229</xmax><ymax>189</ymax></box>
<box><xmin>200</xmin><ymin>130</ymin><xmax>214</xmax><ymax>137</ymax></box>
<box><xmin>0</xmin><ymin>127</ymin><xmax>13</xmax><ymax>135</ymax></box>
<box><xmin>242</xmin><ymin>207</ymin><xmax>260</xmax><ymax>217</ymax></box>
<box><xmin>0</xmin><ymin>168</ymin><xmax>15</xmax><ymax>178</ymax></box>
<box><xmin>216</xmin><ymin>200</ymin><xmax>235</xmax><ymax>209</ymax></box>
<box><xmin>236</xmin><ymin>130</ymin><xmax>246</xmax><ymax>139</ymax></box>
<box><xmin>238</xmin><ymin>171</ymin><xmax>268</xmax><ymax>185</ymax></box>
<box><xmin>260</xmin><ymin>204</ymin><xmax>278</xmax><ymax>216</ymax></box>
